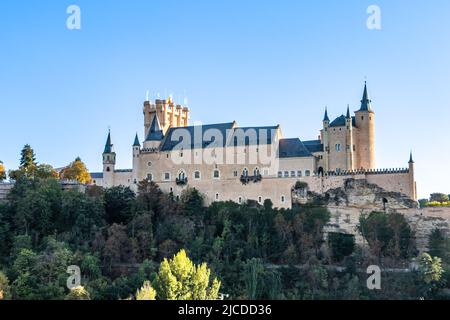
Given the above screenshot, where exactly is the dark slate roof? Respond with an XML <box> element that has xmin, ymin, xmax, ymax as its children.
<box><xmin>133</xmin><ymin>133</ymin><xmax>141</xmax><ymax>146</ymax></box>
<box><xmin>228</xmin><ymin>126</ymin><xmax>278</xmax><ymax>146</ymax></box>
<box><xmin>303</xmin><ymin>140</ymin><xmax>324</xmax><ymax>153</ymax></box>
<box><xmin>160</xmin><ymin>122</ymin><xmax>235</xmax><ymax>151</ymax></box>
<box><xmin>279</xmin><ymin>138</ymin><xmax>312</xmax><ymax>158</ymax></box>
<box><xmin>323</xmin><ymin>108</ymin><xmax>330</xmax><ymax>122</ymax></box>
<box><xmin>114</xmin><ymin>169</ymin><xmax>132</xmax><ymax>173</ymax></box>
<box><xmin>146</xmin><ymin>115</ymin><xmax>164</xmax><ymax>141</ymax></box>
<box><xmin>104</xmin><ymin>132</ymin><xmax>113</xmax><ymax>154</ymax></box>
<box><xmin>90</xmin><ymin>172</ymin><xmax>103</xmax><ymax>179</ymax></box>
<box><xmin>330</xmin><ymin>115</ymin><xmax>356</xmax><ymax>127</ymax></box>
<box><xmin>359</xmin><ymin>82</ymin><xmax>373</xmax><ymax>112</ymax></box>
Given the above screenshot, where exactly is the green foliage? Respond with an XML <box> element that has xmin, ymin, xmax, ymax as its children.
<box><xmin>104</xmin><ymin>186</ymin><xmax>136</xmax><ymax>224</ymax></box>
<box><xmin>136</xmin><ymin>281</ymin><xmax>156</xmax><ymax>300</ymax></box>
<box><xmin>65</xmin><ymin>286</ymin><xmax>91</xmax><ymax>300</ymax></box>
<box><xmin>328</xmin><ymin>233</ymin><xmax>355</xmax><ymax>263</ymax></box>
<box><xmin>155</xmin><ymin>250</ymin><xmax>220</xmax><ymax>300</ymax></box>
<box><xmin>358</xmin><ymin>211</ymin><xmax>415</xmax><ymax>261</ymax></box>
<box><xmin>430</xmin><ymin>193</ymin><xmax>450</xmax><ymax>203</ymax></box>
<box><xmin>0</xmin><ymin>271</ymin><xmax>11</xmax><ymax>300</ymax></box>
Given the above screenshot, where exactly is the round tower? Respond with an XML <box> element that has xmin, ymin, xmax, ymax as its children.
<box><xmin>345</xmin><ymin>105</ymin><xmax>354</xmax><ymax>170</ymax></box>
<box><xmin>132</xmin><ymin>133</ymin><xmax>141</xmax><ymax>188</ymax></box>
<box><xmin>102</xmin><ymin>130</ymin><xmax>116</xmax><ymax>187</ymax></box>
<box><xmin>355</xmin><ymin>82</ymin><xmax>376</xmax><ymax>169</ymax></box>
<box><xmin>322</xmin><ymin>107</ymin><xmax>330</xmax><ymax>172</ymax></box>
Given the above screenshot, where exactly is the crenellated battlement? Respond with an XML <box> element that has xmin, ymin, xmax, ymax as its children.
<box><xmin>324</xmin><ymin>167</ymin><xmax>410</xmax><ymax>177</ymax></box>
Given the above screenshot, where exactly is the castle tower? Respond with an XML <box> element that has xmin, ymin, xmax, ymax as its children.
<box><xmin>322</xmin><ymin>107</ymin><xmax>330</xmax><ymax>172</ymax></box>
<box><xmin>409</xmin><ymin>151</ymin><xmax>417</xmax><ymax>201</ymax></box>
<box><xmin>354</xmin><ymin>82</ymin><xmax>376</xmax><ymax>169</ymax></box>
<box><xmin>345</xmin><ymin>105</ymin><xmax>354</xmax><ymax>170</ymax></box>
<box><xmin>143</xmin><ymin>113</ymin><xmax>164</xmax><ymax>149</ymax></box>
<box><xmin>102</xmin><ymin>130</ymin><xmax>116</xmax><ymax>187</ymax></box>
<box><xmin>132</xmin><ymin>133</ymin><xmax>141</xmax><ymax>187</ymax></box>
<box><xmin>143</xmin><ymin>96</ymin><xmax>190</xmax><ymax>137</ymax></box>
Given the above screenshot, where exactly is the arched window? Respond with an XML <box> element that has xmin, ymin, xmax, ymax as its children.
<box><xmin>177</xmin><ymin>169</ymin><xmax>186</xmax><ymax>180</ymax></box>
<box><xmin>106</xmin><ymin>167</ymin><xmax>110</xmax><ymax>172</ymax></box>
<box><xmin>281</xmin><ymin>195</ymin><xmax>286</xmax><ymax>203</ymax></box>
<box><xmin>335</xmin><ymin>144</ymin><xmax>341</xmax><ymax>152</ymax></box>
<box><xmin>254</xmin><ymin>167</ymin><xmax>260</xmax><ymax>176</ymax></box>
<box><xmin>243</xmin><ymin>168</ymin><xmax>249</xmax><ymax>177</ymax></box>
<box><xmin>297</xmin><ymin>170</ymin><xmax>302</xmax><ymax>177</ymax></box>
<box><xmin>213</xmin><ymin>170</ymin><xmax>220</xmax><ymax>179</ymax></box>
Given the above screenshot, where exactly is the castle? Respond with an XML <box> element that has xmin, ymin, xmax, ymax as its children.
<box><xmin>90</xmin><ymin>83</ymin><xmax>417</xmax><ymax>208</ymax></box>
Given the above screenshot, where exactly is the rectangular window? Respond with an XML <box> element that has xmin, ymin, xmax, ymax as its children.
<box><xmin>297</xmin><ymin>171</ymin><xmax>302</xmax><ymax>177</ymax></box>
<box><xmin>284</xmin><ymin>171</ymin><xmax>289</xmax><ymax>178</ymax></box>
<box><xmin>291</xmin><ymin>171</ymin><xmax>296</xmax><ymax>177</ymax></box>
<box><xmin>164</xmin><ymin>172</ymin><xmax>170</xmax><ymax>181</ymax></box>
<box><xmin>305</xmin><ymin>170</ymin><xmax>311</xmax><ymax>177</ymax></box>
<box><xmin>147</xmin><ymin>173</ymin><xmax>153</xmax><ymax>181</ymax></box>
<box><xmin>278</xmin><ymin>171</ymin><xmax>283</xmax><ymax>178</ymax></box>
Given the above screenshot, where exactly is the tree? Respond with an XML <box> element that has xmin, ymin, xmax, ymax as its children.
<box><xmin>328</xmin><ymin>233</ymin><xmax>355</xmax><ymax>263</ymax></box>
<box><xmin>103</xmin><ymin>224</ymin><xmax>136</xmax><ymax>273</ymax></box>
<box><xmin>428</xmin><ymin>229</ymin><xmax>450</xmax><ymax>264</ymax></box>
<box><xmin>104</xmin><ymin>186</ymin><xmax>136</xmax><ymax>224</ymax></box>
<box><xmin>0</xmin><ymin>271</ymin><xmax>11</xmax><ymax>300</ymax></box>
<box><xmin>419</xmin><ymin>253</ymin><xmax>444</xmax><ymax>298</ymax></box>
<box><xmin>358</xmin><ymin>211</ymin><xmax>414</xmax><ymax>261</ymax></box>
<box><xmin>60</xmin><ymin>157</ymin><xmax>91</xmax><ymax>184</ymax></box>
<box><xmin>430</xmin><ymin>193</ymin><xmax>449</xmax><ymax>203</ymax></box>
<box><xmin>136</xmin><ymin>281</ymin><xmax>156</xmax><ymax>300</ymax></box>
<box><xmin>155</xmin><ymin>249</ymin><xmax>221</xmax><ymax>300</ymax></box>
<box><xmin>35</xmin><ymin>164</ymin><xmax>59</xmax><ymax>179</ymax></box>
<box><xmin>65</xmin><ymin>286</ymin><xmax>91</xmax><ymax>300</ymax></box>
<box><xmin>20</xmin><ymin>145</ymin><xmax>37</xmax><ymax>174</ymax></box>
<box><xmin>0</xmin><ymin>161</ymin><xmax>6</xmax><ymax>181</ymax></box>
<box><xmin>243</xmin><ymin>258</ymin><xmax>265</xmax><ymax>300</ymax></box>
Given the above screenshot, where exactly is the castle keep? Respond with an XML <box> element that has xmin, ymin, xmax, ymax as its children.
<box><xmin>90</xmin><ymin>83</ymin><xmax>417</xmax><ymax>208</ymax></box>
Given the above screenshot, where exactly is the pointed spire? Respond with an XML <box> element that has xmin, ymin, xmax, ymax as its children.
<box><xmin>146</xmin><ymin>114</ymin><xmax>164</xmax><ymax>141</ymax></box>
<box><xmin>104</xmin><ymin>130</ymin><xmax>113</xmax><ymax>154</ymax></box>
<box><xmin>346</xmin><ymin>104</ymin><xmax>351</xmax><ymax>119</ymax></box>
<box><xmin>409</xmin><ymin>151</ymin><xmax>414</xmax><ymax>164</ymax></box>
<box><xmin>323</xmin><ymin>107</ymin><xmax>330</xmax><ymax>122</ymax></box>
<box><xmin>359</xmin><ymin>81</ymin><xmax>373</xmax><ymax>112</ymax></box>
<box><xmin>133</xmin><ymin>133</ymin><xmax>141</xmax><ymax>147</ymax></box>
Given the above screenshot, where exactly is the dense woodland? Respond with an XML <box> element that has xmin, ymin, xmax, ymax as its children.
<box><xmin>1</xmin><ymin>146</ymin><xmax>450</xmax><ymax>300</ymax></box>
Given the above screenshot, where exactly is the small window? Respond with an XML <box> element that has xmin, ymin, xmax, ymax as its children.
<box><xmin>361</xmin><ymin>116</ymin><xmax>364</xmax><ymax>120</ymax></box>
<box><xmin>281</xmin><ymin>195</ymin><xmax>286</xmax><ymax>203</ymax></box>
<box><xmin>290</xmin><ymin>171</ymin><xmax>296</xmax><ymax>177</ymax></box>
<box><xmin>238</xmin><ymin>197</ymin><xmax>242</xmax><ymax>204</ymax></box>
<box><xmin>170</xmin><ymin>187</ymin><xmax>173</xmax><ymax>193</ymax></box>
<box><xmin>147</xmin><ymin>162</ymin><xmax>152</xmax><ymax>167</ymax></box>
<box><xmin>335</xmin><ymin>144</ymin><xmax>341</xmax><ymax>152</ymax></box>
<box><xmin>93</xmin><ymin>180</ymin><xmax>96</xmax><ymax>184</ymax></box>
<box><xmin>213</xmin><ymin>170</ymin><xmax>220</xmax><ymax>179</ymax></box>
<box><xmin>147</xmin><ymin>173</ymin><xmax>153</xmax><ymax>181</ymax></box>
<box><xmin>297</xmin><ymin>171</ymin><xmax>302</xmax><ymax>177</ymax></box>
<box><xmin>284</xmin><ymin>171</ymin><xmax>289</xmax><ymax>178</ymax></box>
<box><xmin>215</xmin><ymin>193</ymin><xmax>219</xmax><ymax>201</ymax></box>
<box><xmin>194</xmin><ymin>171</ymin><xmax>201</xmax><ymax>180</ymax></box>
<box><xmin>258</xmin><ymin>196</ymin><xmax>262</xmax><ymax>203</ymax></box>
<box><xmin>353</xmin><ymin>145</ymin><xmax>356</xmax><ymax>151</ymax></box>
<box><xmin>305</xmin><ymin>170</ymin><xmax>311</xmax><ymax>177</ymax></box>
<box><xmin>254</xmin><ymin>167</ymin><xmax>260</xmax><ymax>176</ymax></box>
<box><xmin>278</xmin><ymin>171</ymin><xmax>283</xmax><ymax>178</ymax></box>
<box><xmin>176</xmin><ymin>195</ymin><xmax>180</xmax><ymax>201</ymax></box>
<box><xmin>106</xmin><ymin>167</ymin><xmax>110</xmax><ymax>172</ymax></box>
<box><xmin>243</xmin><ymin>168</ymin><xmax>249</xmax><ymax>177</ymax></box>
<box><xmin>164</xmin><ymin>172</ymin><xmax>170</xmax><ymax>181</ymax></box>
<box><xmin>233</xmin><ymin>170</ymin><xmax>238</xmax><ymax>177</ymax></box>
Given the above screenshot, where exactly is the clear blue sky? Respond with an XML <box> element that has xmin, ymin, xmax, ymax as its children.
<box><xmin>1</xmin><ymin>0</ymin><xmax>449</xmax><ymax>199</ymax></box>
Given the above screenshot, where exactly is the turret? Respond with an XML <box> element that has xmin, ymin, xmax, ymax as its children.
<box><xmin>345</xmin><ymin>105</ymin><xmax>354</xmax><ymax>170</ymax></box>
<box><xmin>102</xmin><ymin>130</ymin><xmax>116</xmax><ymax>187</ymax></box>
<box><xmin>132</xmin><ymin>133</ymin><xmax>141</xmax><ymax>188</ymax></box>
<box><xmin>355</xmin><ymin>82</ymin><xmax>376</xmax><ymax>169</ymax></box>
<box><xmin>408</xmin><ymin>151</ymin><xmax>417</xmax><ymax>201</ymax></box>
<box><xmin>322</xmin><ymin>107</ymin><xmax>330</xmax><ymax>171</ymax></box>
